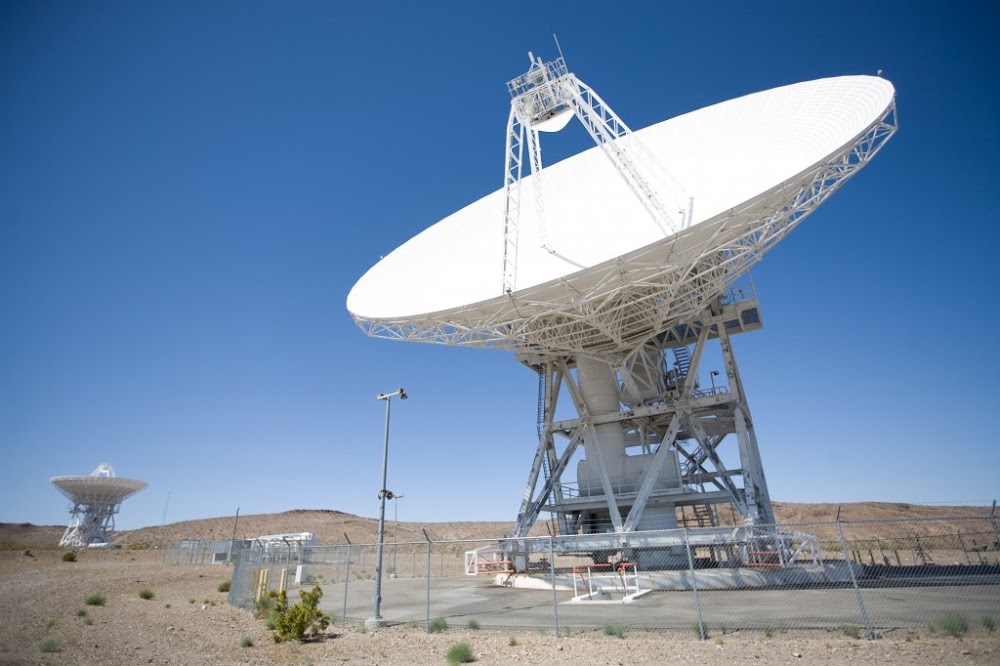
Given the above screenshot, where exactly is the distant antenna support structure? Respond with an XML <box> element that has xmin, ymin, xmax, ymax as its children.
<box><xmin>502</xmin><ymin>52</ymin><xmax>689</xmax><ymax>294</ymax></box>
<box><xmin>50</xmin><ymin>464</ymin><xmax>148</xmax><ymax>548</ymax></box>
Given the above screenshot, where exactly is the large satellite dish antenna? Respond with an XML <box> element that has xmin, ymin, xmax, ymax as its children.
<box><xmin>50</xmin><ymin>463</ymin><xmax>148</xmax><ymax>547</ymax></box>
<box><xmin>348</xmin><ymin>52</ymin><xmax>896</xmax><ymax>571</ymax></box>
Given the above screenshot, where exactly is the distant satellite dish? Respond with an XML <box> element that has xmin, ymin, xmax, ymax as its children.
<box><xmin>348</xmin><ymin>74</ymin><xmax>896</xmax><ymax>355</ymax></box>
<box><xmin>51</xmin><ymin>464</ymin><xmax>147</xmax><ymax>547</ymax></box>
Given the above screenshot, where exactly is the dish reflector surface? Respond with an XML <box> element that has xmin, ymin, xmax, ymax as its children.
<box><xmin>51</xmin><ymin>475</ymin><xmax>148</xmax><ymax>504</ymax></box>
<box><xmin>348</xmin><ymin>75</ymin><xmax>895</xmax><ymax>348</ymax></box>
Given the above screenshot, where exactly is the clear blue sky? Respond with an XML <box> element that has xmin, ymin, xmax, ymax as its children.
<box><xmin>2</xmin><ymin>1</ymin><xmax>997</xmax><ymax>531</ymax></box>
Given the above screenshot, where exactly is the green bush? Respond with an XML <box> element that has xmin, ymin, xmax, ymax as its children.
<box><xmin>138</xmin><ymin>588</ymin><xmax>155</xmax><ymax>600</ymax></box>
<box><xmin>255</xmin><ymin>591</ymin><xmax>276</xmax><ymax>618</ymax></box>
<box><xmin>840</xmin><ymin>625</ymin><xmax>862</xmax><ymax>639</ymax></box>
<box><xmin>218</xmin><ymin>579</ymin><xmax>231</xmax><ymax>593</ymax></box>
<box><xmin>82</xmin><ymin>616</ymin><xmax>93</xmax><ymax>626</ymax></box>
<box><xmin>694</xmin><ymin>621</ymin><xmax>709</xmax><ymax>639</ymax></box>
<box><xmin>38</xmin><ymin>638</ymin><xmax>60</xmax><ymax>653</ymax></box>
<box><xmin>465</xmin><ymin>619</ymin><xmax>480</xmax><ymax>630</ymax></box>
<box><xmin>240</xmin><ymin>636</ymin><xmax>253</xmax><ymax>648</ymax></box>
<box><xmin>930</xmin><ymin>613</ymin><xmax>968</xmax><ymax>637</ymax></box>
<box><xmin>62</xmin><ymin>551</ymin><xmax>77</xmax><ymax>562</ymax></box>
<box><xmin>603</xmin><ymin>623</ymin><xmax>626</xmax><ymax>639</ymax></box>
<box><xmin>75</xmin><ymin>608</ymin><xmax>87</xmax><ymax>618</ymax></box>
<box><xmin>84</xmin><ymin>593</ymin><xmax>106</xmax><ymax>606</ymax></box>
<box><xmin>445</xmin><ymin>642</ymin><xmax>475</xmax><ymax>665</ymax></box>
<box><xmin>271</xmin><ymin>586</ymin><xmax>331</xmax><ymax>643</ymax></box>
<box><xmin>983</xmin><ymin>615</ymin><xmax>996</xmax><ymax>633</ymax></box>
<box><xmin>188</xmin><ymin>597</ymin><xmax>196</xmax><ymax>604</ymax></box>
<box><xmin>428</xmin><ymin>617</ymin><xmax>449</xmax><ymax>634</ymax></box>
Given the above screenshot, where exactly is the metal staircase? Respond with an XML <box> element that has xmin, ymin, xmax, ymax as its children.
<box><xmin>680</xmin><ymin>503</ymin><xmax>718</xmax><ymax>528</ymax></box>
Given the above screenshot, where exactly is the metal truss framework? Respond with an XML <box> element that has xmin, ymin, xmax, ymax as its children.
<box><xmin>58</xmin><ymin>502</ymin><xmax>119</xmax><ymax>548</ymax></box>
<box><xmin>501</xmin><ymin>55</ymin><xmax>690</xmax><ymax>294</ymax></box>
<box><xmin>511</xmin><ymin>297</ymin><xmax>774</xmax><ymax>547</ymax></box>
<box><xmin>353</xmin><ymin>98</ymin><xmax>897</xmax><ymax>360</ymax></box>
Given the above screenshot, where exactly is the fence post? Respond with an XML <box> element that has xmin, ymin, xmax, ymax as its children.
<box><xmin>342</xmin><ymin>534</ymin><xmax>352</xmax><ymax>630</ymax></box>
<box><xmin>550</xmin><ymin>536</ymin><xmax>560</xmax><ymax>638</ymax></box>
<box><xmin>835</xmin><ymin>506</ymin><xmax>875</xmax><ymax>640</ymax></box>
<box><xmin>990</xmin><ymin>500</ymin><xmax>1000</xmax><ymax>546</ymax></box>
<box><xmin>423</xmin><ymin>529</ymin><xmax>432</xmax><ymax>633</ymax></box>
<box><xmin>684</xmin><ymin>529</ymin><xmax>706</xmax><ymax>639</ymax></box>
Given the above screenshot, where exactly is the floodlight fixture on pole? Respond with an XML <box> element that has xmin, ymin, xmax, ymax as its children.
<box><xmin>367</xmin><ymin>388</ymin><xmax>406</xmax><ymax>628</ymax></box>
<box><xmin>710</xmin><ymin>370</ymin><xmax>720</xmax><ymax>393</ymax></box>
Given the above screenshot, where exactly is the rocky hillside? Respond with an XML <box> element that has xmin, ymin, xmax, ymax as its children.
<box><xmin>2</xmin><ymin>502</ymin><xmax>993</xmax><ymax>550</ymax></box>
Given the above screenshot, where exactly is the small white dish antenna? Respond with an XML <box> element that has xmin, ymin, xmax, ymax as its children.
<box><xmin>50</xmin><ymin>464</ymin><xmax>148</xmax><ymax>547</ymax></box>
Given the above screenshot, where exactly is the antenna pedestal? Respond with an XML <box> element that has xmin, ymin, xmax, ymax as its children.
<box><xmin>511</xmin><ymin>293</ymin><xmax>774</xmax><ymax>569</ymax></box>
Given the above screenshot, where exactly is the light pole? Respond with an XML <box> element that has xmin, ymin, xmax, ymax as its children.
<box><xmin>227</xmin><ymin>506</ymin><xmax>240</xmax><ymax>563</ymax></box>
<box><xmin>710</xmin><ymin>370</ymin><xmax>720</xmax><ymax>394</ymax></box>
<box><xmin>367</xmin><ymin>387</ymin><xmax>407</xmax><ymax>628</ymax></box>
<box><xmin>391</xmin><ymin>495</ymin><xmax>404</xmax><ymax>575</ymax></box>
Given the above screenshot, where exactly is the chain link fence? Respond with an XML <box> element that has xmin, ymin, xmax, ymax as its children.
<box><xmin>220</xmin><ymin>514</ymin><xmax>999</xmax><ymax>638</ymax></box>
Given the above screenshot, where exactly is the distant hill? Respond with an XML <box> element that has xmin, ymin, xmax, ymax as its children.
<box><xmin>2</xmin><ymin>502</ymin><xmax>993</xmax><ymax>550</ymax></box>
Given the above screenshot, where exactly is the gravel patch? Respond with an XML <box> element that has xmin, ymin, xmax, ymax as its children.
<box><xmin>1</xmin><ymin>549</ymin><xmax>997</xmax><ymax>665</ymax></box>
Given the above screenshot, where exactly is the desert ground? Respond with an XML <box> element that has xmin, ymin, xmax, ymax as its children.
<box><xmin>1</xmin><ymin>503</ymin><xmax>997</xmax><ymax>665</ymax></box>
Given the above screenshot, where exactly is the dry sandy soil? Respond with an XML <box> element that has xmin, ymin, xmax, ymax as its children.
<box><xmin>1</xmin><ymin>504</ymin><xmax>997</xmax><ymax>665</ymax></box>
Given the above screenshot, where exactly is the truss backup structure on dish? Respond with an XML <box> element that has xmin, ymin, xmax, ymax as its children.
<box><xmin>50</xmin><ymin>464</ymin><xmax>148</xmax><ymax>548</ymax></box>
<box><xmin>348</xmin><ymin>52</ymin><xmax>897</xmax><ymax>572</ymax></box>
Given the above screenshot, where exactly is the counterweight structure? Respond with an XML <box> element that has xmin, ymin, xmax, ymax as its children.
<box><xmin>50</xmin><ymin>464</ymin><xmax>148</xmax><ymax>547</ymax></box>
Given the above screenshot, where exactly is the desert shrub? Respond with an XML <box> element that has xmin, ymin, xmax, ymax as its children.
<box><xmin>840</xmin><ymin>625</ymin><xmax>862</xmax><ymax>639</ymax></box>
<box><xmin>603</xmin><ymin>623</ymin><xmax>626</xmax><ymax>639</ymax></box>
<box><xmin>762</xmin><ymin>625</ymin><xmax>774</xmax><ymax>638</ymax></box>
<box><xmin>445</xmin><ymin>642</ymin><xmax>475</xmax><ymax>665</ymax></box>
<box><xmin>138</xmin><ymin>588</ymin><xmax>155</xmax><ymax>600</ymax></box>
<box><xmin>218</xmin><ymin>579</ymin><xmax>231</xmax><ymax>593</ymax></box>
<box><xmin>428</xmin><ymin>617</ymin><xmax>448</xmax><ymax>634</ymax></box>
<box><xmin>507</xmin><ymin>636</ymin><xmax>517</xmax><ymax>646</ymax></box>
<box><xmin>46</xmin><ymin>618</ymin><xmax>56</xmax><ymax>629</ymax></box>
<box><xmin>84</xmin><ymin>593</ymin><xmax>105</xmax><ymax>606</ymax></box>
<box><xmin>271</xmin><ymin>586</ymin><xmax>330</xmax><ymax>643</ymax></box>
<box><xmin>240</xmin><ymin>636</ymin><xmax>253</xmax><ymax>648</ymax></box>
<box><xmin>255</xmin><ymin>591</ymin><xmax>276</xmax><ymax>618</ymax></box>
<box><xmin>930</xmin><ymin>613</ymin><xmax>968</xmax><ymax>637</ymax></box>
<box><xmin>127</xmin><ymin>542</ymin><xmax>150</xmax><ymax>550</ymax></box>
<box><xmin>694</xmin><ymin>621</ymin><xmax>709</xmax><ymax>639</ymax></box>
<box><xmin>62</xmin><ymin>550</ymin><xmax>77</xmax><ymax>562</ymax></box>
<box><xmin>164</xmin><ymin>603</ymin><xmax>170</xmax><ymax>608</ymax></box>
<box><xmin>75</xmin><ymin>608</ymin><xmax>87</xmax><ymax>618</ymax></box>
<box><xmin>38</xmin><ymin>638</ymin><xmax>60</xmax><ymax>653</ymax></box>
<box><xmin>82</xmin><ymin>616</ymin><xmax>93</xmax><ymax>626</ymax></box>
<box><xmin>263</xmin><ymin>611</ymin><xmax>278</xmax><ymax>631</ymax></box>
<box><xmin>465</xmin><ymin>619</ymin><xmax>480</xmax><ymax>630</ymax></box>
<box><xmin>983</xmin><ymin>615</ymin><xmax>996</xmax><ymax>633</ymax></box>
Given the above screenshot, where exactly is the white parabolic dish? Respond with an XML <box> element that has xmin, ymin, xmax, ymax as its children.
<box><xmin>51</xmin><ymin>475</ymin><xmax>148</xmax><ymax>505</ymax></box>
<box><xmin>348</xmin><ymin>75</ymin><xmax>897</xmax><ymax>355</ymax></box>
